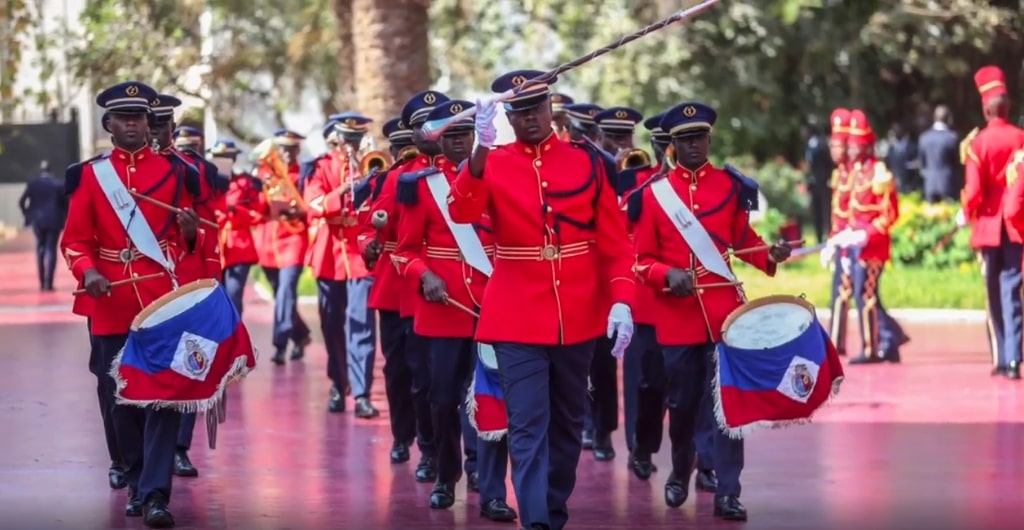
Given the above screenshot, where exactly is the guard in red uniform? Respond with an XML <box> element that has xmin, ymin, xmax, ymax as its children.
<box><xmin>61</xmin><ymin>81</ymin><xmax>203</xmax><ymax>528</ymax></box>
<box><xmin>965</xmin><ymin>66</ymin><xmax>1024</xmax><ymax>378</ymax></box>
<box><xmin>256</xmin><ymin>129</ymin><xmax>312</xmax><ymax>364</ymax></box>
<box><xmin>448</xmin><ymin>70</ymin><xmax>635</xmax><ymax>530</ymax></box>
<box><xmin>550</xmin><ymin>92</ymin><xmax>574</xmax><ymax>142</ymax></box>
<box><xmin>632</xmin><ymin>102</ymin><xmax>793</xmax><ymax>521</ymax></box>
<box><xmin>844</xmin><ymin>110</ymin><xmax>906</xmax><ymax>364</ymax></box>
<box><xmin>562</xmin><ymin>103</ymin><xmax>603</xmax><ymax>144</ymax></box>
<box><xmin>303</xmin><ymin>113</ymin><xmax>380</xmax><ymax>418</ymax></box>
<box><xmin>209</xmin><ymin>140</ymin><xmax>262</xmax><ymax>315</ymax></box>
<box><xmin>359</xmin><ymin>116</ymin><xmax>434</xmax><ymax>464</ymax></box>
<box><xmin>170</xmin><ymin>124</ymin><xmax>228</xmax><ymax>282</ymax></box>
<box><xmin>821</xmin><ymin>108</ymin><xmax>854</xmax><ymax>355</ymax></box>
<box><xmin>1006</xmin><ymin>148</ymin><xmax>1024</xmax><ymax>378</ymax></box>
<box><xmin>394</xmin><ymin>100</ymin><xmax>516</xmax><ymax>521</ymax></box>
<box><xmin>372</xmin><ymin>91</ymin><xmax>452</xmax><ymax>483</ymax></box>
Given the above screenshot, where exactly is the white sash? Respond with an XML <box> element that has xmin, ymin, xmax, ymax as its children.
<box><xmin>424</xmin><ymin>172</ymin><xmax>493</xmax><ymax>277</ymax></box>
<box><xmin>650</xmin><ymin>178</ymin><xmax>736</xmax><ymax>282</ymax></box>
<box><xmin>92</xmin><ymin>158</ymin><xmax>176</xmax><ymax>275</ymax></box>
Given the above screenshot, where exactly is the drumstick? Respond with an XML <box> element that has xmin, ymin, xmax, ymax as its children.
<box><xmin>444</xmin><ymin>296</ymin><xmax>480</xmax><ymax>318</ymax></box>
<box><xmin>662</xmin><ymin>281</ymin><xmax>742</xmax><ymax>293</ymax></box>
<box><xmin>73</xmin><ymin>272</ymin><xmax>166</xmax><ymax>295</ymax></box>
<box><xmin>129</xmin><ymin>191</ymin><xmax>219</xmax><ymax>230</ymax></box>
<box><xmin>732</xmin><ymin>239</ymin><xmax>805</xmax><ymax>256</ymax></box>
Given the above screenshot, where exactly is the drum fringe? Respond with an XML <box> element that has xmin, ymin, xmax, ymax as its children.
<box><xmin>709</xmin><ymin>349</ymin><xmax>844</xmax><ymax>440</ymax></box>
<box><xmin>109</xmin><ymin>350</ymin><xmax>255</xmax><ymax>414</ymax></box>
<box><xmin>464</xmin><ymin>367</ymin><xmax>507</xmax><ymax>442</ymax></box>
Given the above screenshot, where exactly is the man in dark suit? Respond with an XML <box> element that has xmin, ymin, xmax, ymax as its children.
<box><xmin>803</xmin><ymin>123</ymin><xmax>834</xmax><ymax>243</ymax></box>
<box><xmin>19</xmin><ymin>160</ymin><xmax>67</xmax><ymax>291</ymax></box>
<box><xmin>918</xmin><ymin>105</ymin><xmax>961</xmax><ymax>203</ymax></box>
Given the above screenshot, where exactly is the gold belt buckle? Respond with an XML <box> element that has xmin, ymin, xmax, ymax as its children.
<box><xmin>541</xmin><ymin>245</ymin><xmax>558</xmax><ymax>260</ymax></box>
<box><xmin>118</xmin><ymin>249</ymin><xmax>133</xmax><ymax>263</ymax></box>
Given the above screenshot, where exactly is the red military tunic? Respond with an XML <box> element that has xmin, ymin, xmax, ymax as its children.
<box><xmin>304</xmin><ymin>151</ymin><xmax>371</xmax><ymax>281</ymax></box>
<box><xmin>448</xmin><ymin>134</ymin><xmax>635</xmax><ymax>345</ymax></box>
<box><xmin>1002</xmin><ymin>149</ymin><xmax>1024</xmax><ymax>234</ymax></box>
<box><xmin>632</xmin><ymin>163</ymin><xmax>775</xmax><ymax>346</ymax></box>
<box><xmin>622</xmin><ymin>165</ymin><xmax>660</xmax><ymax>326</ymax></box>
<box><xmin>60</xmin><ymin>147</ymin><xmax>198</xmax><ymax>335</ymax></box>
<box><xmin>394</xmin><ymin>157</ymin><xmax>494</xmax><ymax>338</ymax></box>
<box><xmin>218</xmin><ymin>173</ymin><xmax>263</xmax><ymax>268</ymax></box>
<box><xmin>357</xmin><ymin>158</ymin><xmax>417</xmax><ymax>313</ymax></box>
<box><xmin>963</xmin><ymin>118</ymin><xmax>1024</xmax><ymax>247</ymax></box>
<box><xmin>847</xmin><ymin>158</ymin><xmax>899</xmax><ymax>263</ymax></box>
<box><xmin>829</xmin><ymin>163</ymin><xmax>852</xmax><ymax>237</ymax></box>
<box><xmin>254</xmin><ymin>162</ymin><xmax>309</xmax><ymax>269</ymax></box>
<box><xmin>176</xmin><ymin>148</ymin><xmax>225</xmax><ymax>279</ymax></box>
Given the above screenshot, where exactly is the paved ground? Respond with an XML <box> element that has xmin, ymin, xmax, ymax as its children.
<box><xmin>0</xmin><ymin>232</ymin><xmax>1021</xmax><ymax>529</ymax></box>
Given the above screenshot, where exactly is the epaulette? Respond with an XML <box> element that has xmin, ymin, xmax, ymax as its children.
<box><xmin>64</xmin><ymin>153</ymin><xmax>109</xmax><ymax>194</ymax></box>
<box><xmin>626</xmin><ymin>172</ymin><xmax>663</xmax><ymax>223</ymax></box>
<box><xmin>352</xmin><ymin>168</ymin><xmax>380</xmax><ymax>209</ymax></box>
<box><xmin>959</xmin><ymin>127</ymin><xmax>979</xmax><ymax>165</ymax></box>
<box><xmin>165</xmin><ymin>151</ymin><xmax>202</xmax><ymax>197</ymax></box>
<box><xmin>396</xmin><ymin>168</ymin><xmax>439</xmax><ymax>206</ymax></box>
<box><xmin>1007</xmin><ymin>149</ymin><xmax>1024</xmax><ymax>187</ymax></box>
<box><xmin>871</xmin><ymin>161</ymin><xmax>894</xmax><ymax>194</ymax></box>
<box><xmin>574</xmin><ymin>139</ymin><xmax>618</xmax><ymax>188</ymax></box>
<box><xmin>199</xmin><ymin>159</ymin><xmax>228</xmax><ymax>193</ymax></box>
<box><xmin>298</xmin><ymin>154</ymin><xmax>326</xmax><ymax>193</ymax></box>
<box><xmin>724</xmin><ymin>164</ymin><xmax>759</xmax><ymax>211</ymax></box>
<box><xmin>616</xmin><ymin>167</ymin><xmax>639</xmax><ymax>197</ymax></box>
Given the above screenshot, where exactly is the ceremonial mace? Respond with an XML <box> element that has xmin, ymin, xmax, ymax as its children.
<box><xmin>421</xmin><ymin>0</ymin><xmax>722</xmax><ymax>139</ymax></box>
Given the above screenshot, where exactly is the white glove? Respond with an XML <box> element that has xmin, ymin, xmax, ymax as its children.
<box><xmin>607</xmin><ymin>302</ymin><xmax>634</xmax><ymax>359</ymax></box>
<box><xmin>840</xmin><ymin>256</ymin><xmax>852</xmax><ymax>275</ymax></box>
<box><xmin>845</xmin><ymin>229</ymin><xmax>868</xmax><ymax>248</ymax></box>
<box><xmin>474</xmin><ymin>99</ymin><xmax>498</xmax><ymax>148</ymax></box>
<box><xmin>955</xmin><ymin>208</ymin><xmax>968</xmax><ymax>228</ymax></box>
<box><xmin>819</xmin><ymin>243</ymin><xmax>836</xmax><ymax>269</ymax></box>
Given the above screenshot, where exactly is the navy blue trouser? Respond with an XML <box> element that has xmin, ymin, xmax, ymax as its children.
<box><xmin>587</xmin><ymin>335</ymin><xmax>618</xmax><ymax>438</ymax></box>
<box><xmin>263</xmin><ymin>266</ymin><xmax>310</xmax><ymax>350</ymax></box>
<box><xmin>495</xmin><ymin>340</ymin><xmax>594</xmax><ymax>530</ymax></box>
<box><xmin>475</xmin><ymin>436</ymin><xmax>510</xmax><ymax>504</ymax></box>
<box><xmin>222</xmin><ymin>263</ymin><xmax>252</xmax><ymax>315</ymax></box>
<box><xmin>380</xmin><ymin>310</ymin><xmax>416</xmax><ymax>444</ymax></box>
<box><xmin>316</xmin><ymin>278</ymin><xmax>376</xmax><ymax>397</ymax></box>
<box><xmin>401</xmin><ymin>317</ymin><xmax>436</xmax><ymax>457</ymax></box>
<box><xmin>662</xmin><ymin>343</ymin><xmax>743</xmax><ymax>497</ymax></box>
<box><xmin>33</xmin><ymin>226</ymin><xmax>58</xmax><ymax>289</ymax></box>
<box><xmin>87</xmin><ymin>319</ymin><xmax>120</xmax><ymax>467</ymax></box>
<box><xmin>177</xmin><ymin>413</ymin><xmax>195</xmax><ymax>450</ymax></box>
<box><xmin>980</xmin><ymin>232</ymin><xmax>1024</xmax><ymax>367</ymax></box>
<box><xmin>428</xmin><ymin>337</ymin><xmax>476</xmax><ymax>484</ymax></box>
<box><xmin>95</xmin><ymin>335</ymin><xmax>180</xmax><ymax>503</ymax></box>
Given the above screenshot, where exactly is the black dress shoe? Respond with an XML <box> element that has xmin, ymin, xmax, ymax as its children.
<box><xmin>628</xmin><ymin>453</ymin><xmax>656</xmax><ymax>480</ymax></box>
<box><xmin>125</xmin><ymin>488</ymin><xmax>143</xmax><ymax>517</ymax></box>
<box><xmin>664</xmin><ymin>473</ymin><xmax>689</xmax><ymax>508</ymax></box>
<box><xmin>467</xmin><ymin>471</ymin><xmax>479</xmax><ymax>493</ymax></box>
<box><xmin>354</xmin><ymin>397</ymin><xmax>380</xmax><ymax>419</ymax></box>
<box><xmin>694</xmin><ymin>469</ymin><xmax>718</xmax><ymax>492</ymax></box>
<box><xmin>271</xmin><ymin>348</ymin><xmax>286</xmax><ymax>365</ymax></box>
<box><xmin>429</xmin><ymin>482</ymin><xmax>456</xmax><ymax>509</ymax></box>
<box><xmin>713</xmin><ymin>495</ymin><xmax>748</xmax><ymax>521</ymax></box>
<box><xmin>1008</xmin><ymin>361</ymin><xmax>1022</xmax><ymax>380</ymax></box>
<box><xmin>581</xmin><ymin>430</ymin><xmax>594</xmax><ymax>450</ymax></box>
<box><xmin>173</xmin><ymin>450</ymin><xmax>198</xmax><ymax>478</ymax></box>
<box><xmin>143</xmin><ymin>496</ymin><xmax>175</xmax><ymax>528</ymax></box>
<box><xmin>992</xmin><ymin>366</ymin><xmax>1009</xmax><ymax>377</ymax></box>
<box><xmin>108</xmin><ymin>465</ymin><xmax>127</xmax><ymax>489</ymax></box>
<box><xmin>848</xmin><ymin>355</ymin><xmax>884</xmax><ymax>365</ymax></box>
<box><xmin>480</xmin><ymin>498</ymin><xmax>518</xmax><ymax>522</ymax></box>
<box><xmin>415</xmin><ymin>456</ymin><xmax>438</xmax><ymax>482</ymax></box>
<box><xmin>592</xmin><ymin>433</ymin><xmax>615</xmax><ymax>462</ymax></box>
<box><xmin>390</xmin><ymin>441</ymin><xmax>411</xmax><ymax>463</ymax></box>
<box><xmin>290</xmin><ymin>337</ymin><xmax>310</xmax><ymax>360</ymax></box>
<box><xmin>328</xmin><ymin>385</ymin><xmax>346</xmax><ymax>413</ymax></box>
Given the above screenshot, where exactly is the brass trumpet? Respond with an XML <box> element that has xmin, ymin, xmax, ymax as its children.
<box><xmin>359</xmin><ymin>150</ymin><xmax>393</xmax><ymax>175</ymax></box>
<box><xmin>396</xmin><ymin>144</ymin><xmax>419</xmax><ymax>163</ymax></box>
<box><xmin>252</xmin><ymin>138</ymin><xmax>307</xmax><ymax>233</ymax></box>
<box><xmin>616</xmin><ymin>147</ymin><xmax>653</xmax><ymax>172</ymax></box>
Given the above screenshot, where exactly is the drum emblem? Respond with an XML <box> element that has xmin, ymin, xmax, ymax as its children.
<box><xmin>790</xmin><ymin>363</ymin><xmax>814</xmax><ymax>398</ymax></box>
<box><xmin>184</xmin><ymin>339</ymin><xmax>209</xmax><ymax>376</ymax></box>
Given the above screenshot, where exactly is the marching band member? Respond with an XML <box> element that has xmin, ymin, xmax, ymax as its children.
<box><xmin>845</xmin><ymin>110</ymin><xmax>906</xmax><ymax>364</ymax></box>
<box><xmin>62</xmin><ymin>81</ymin><xmax>204</xmax><ymax>528</ymax></box>
<box><xmin>376</xmin><ymin>90</ymin><xmax>454</xmax><ymax>483</ymax></box>
<box><xmin>1005</xmin><ymin>146</ymin><xmax>1024</xmax><ymax>377</ymax></box>
<box><xmin>303</xmin><ymin>114</ymin><xmax>380</xmax><ymax>418</ymax></box>
<box><xmin>550</xmin><ymin>92</ymin><xmax>574</xmax><ymax>141</ymax></box>
<box><xmin>622</xmin><ymin>112</ymin><xmax>668</xmax><ymax>479</ymax></box>
<box><xmin>169</xmin><ymin>123</ymin><xmax>229</xmax><ymax>282</ymax></box>
<box><xmin>256</xmin><ymin>130</ymin><xmax>313</xmax><ymax>365</ymax></box>
<box><xmin>631</xmin><ymin>102</ymin><xmax>792</xmax><ymax>520</ymax></box>
<box><xmin>562</xmin><ymin>103</ymin><xmax>603</xmax><ymax>144</ymax></box>
<box><xmin>209</xmin><ymin>139</ymin><xmax>263</xmax><ymax>315</ymax></box>
<box><xmin>393</xmin><ymin>100</ymin><xmax>516</xmax><ymax>520</ymax></box>
<box><xmin>448</xmin><ymin>70</ymin><xmax>635</xmax><ymax>530</ymax></box>
<box><xmin>360</xmin><ymin>116</ymin><xmax>433</xmax><ymax>462</ymax></box>
<box><xmin>963</xmin><ymin>66</ymin><xmax>1024</xmax><ymax>379</ymax></box>
<box><xmin>821</xmin><ymin>108</ymin><xmax>853</xmax><ymax>356</ymax></box>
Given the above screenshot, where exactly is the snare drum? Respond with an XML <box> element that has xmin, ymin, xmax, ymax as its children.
<box><xmin>714</xmin><ymin>295</ymin><xmax>844</xmax><ymax>438</ymax></box>
<box><xmin>466</xmin><ymin>341</ymin><xmax>507</xmax><ymax>440</ymax></box>
<box><xmin>112</xmin><ymin>279</ymin><xmax>257</xmax><ymax>414</ymax></box>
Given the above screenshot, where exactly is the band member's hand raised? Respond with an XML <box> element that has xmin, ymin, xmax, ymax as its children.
<box><xmin>768</xmin><ymin>238</ymin><xmax>793</xmax><ymax>263</ymax></box>
<box><xmin>665</xmin><ymin>268</ymin><xmax>695</xmax><ymax>297</ymax></box>
<box><xmin>177</xmin><ymin>207</ymin><xmax>199</xmax><ymax>239</ymax></box>
<box><xmin>474</xmin><ymin>99</ymin><xmax>498</xmax><ymax>148</ymax></box>
<box><xmin>83</xmin><ymin>268</ymin><xmax>111</xmax><ymax>297</ymax></box>
<box><xmin>420</xmin><ymin>271</ymin><xmax>448</xmax><ymax>303</ymax></box>
<box><xmin>363</xmin><ymin>240</ymin><xmax>383</xmax><ymax>268</ymax></box>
